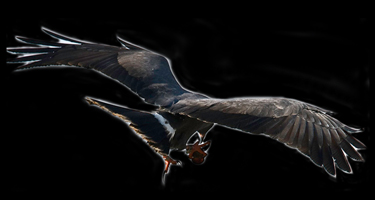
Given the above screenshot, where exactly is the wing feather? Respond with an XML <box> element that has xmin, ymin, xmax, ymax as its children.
<box><xmin>322</xmin><ymin>129</ymin><xmax>336</xmax><ymax>176</ymax></box>
<box><xmin>276</xmin><ymin>115</ymin><xmax>296</xmax><ymax>143</ymax></box>
<box><xmin>310</xmin><ymin>124</ymin><xmax>323</xmax><ymax>166</ymax></box>
<box><xmin>250</xmin><ymin>117</ymin><xmax>277</xmax><ymax>133</ymax></box>
<box><xmin>7</xmin><ymin>47</ymin><xmax>56</xmax><ymax>54</ymax></box>
<box><xmin>330</xmin><ymin>134</ymin><xmax>352</xmax><ymax>173</ymax></box>
<box><xmin>7</xmin><ymin>27</ymin><xmax>200</xmax><ymax>107</ymax></box>
<box><xmin>41</xmin><ymin>27</ymin><xmax>85</xmax><ymax>44</ymax></box>
<box><xmin>15</xmin><ymin>35</ymin><xmax>64</xmax><ymax>47</ymax></box>
<box><xmin>343</xmin><ymin>133</ymin><xmax>366</xmax><ymax>149</ymax></box>
<box><xmin>287</xmin><ymin>115</ymin><xmax>301</xmax><ymax>147</ymax></box>
<box><xmin>296</xmin><ymin>118</ymin><xmax>308</xmax><ymax>151</ymax></box>
<box><xmin>339</xmin><ymin>139</ymin><xmax>364</xmax><ymax>161</ymax></box>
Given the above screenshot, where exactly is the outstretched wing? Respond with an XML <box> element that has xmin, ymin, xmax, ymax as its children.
<box><xmin>7</xmin><ymin>27</ymin><xmax>195</xmax><ymax>107</ymax></box>
<box><xmin>169</xmin><ymin>97</ymin><xmax>366</xmax><ymax>177</ymax></box>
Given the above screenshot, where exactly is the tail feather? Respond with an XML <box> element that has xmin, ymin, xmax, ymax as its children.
<box><xmin>85</xmin><ymin>97</ymin><xmax>172</xmax><ymax>156</ymax></box>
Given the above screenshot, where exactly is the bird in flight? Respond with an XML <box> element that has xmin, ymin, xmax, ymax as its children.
<box><xmin>7</xmin><ymin>27</ymin><xmax>366</xmax><ymax>180</ymax></box>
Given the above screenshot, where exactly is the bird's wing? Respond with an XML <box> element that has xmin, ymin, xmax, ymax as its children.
<box><xmin>169</xmin><ymin>97</ymin><xmax>366</xmax><ymax>177</ymax></box>
<box><xmin>7</xmin><ymin>27</ymin><xmax>194</xmax><ymax>107</ymax></box>
<box><xmin>86</xmin><ymin>97</ymin><xmax>171</xmax><ymax>156</ymax></box>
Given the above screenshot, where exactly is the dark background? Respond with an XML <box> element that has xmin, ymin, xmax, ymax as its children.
<box><xmin>5</xmin><ymin>19</ymin><xmax>370</xmax><ymax>195</ymax></box>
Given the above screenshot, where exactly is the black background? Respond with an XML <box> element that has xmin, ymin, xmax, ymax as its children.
<box><xmin>5</xmin><ymin>19</ymin><xmax>371</xmax><ymax>195</ymax></box>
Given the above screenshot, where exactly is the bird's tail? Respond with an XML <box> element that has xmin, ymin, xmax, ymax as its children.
<box><xmin>85</xmin><ymin>97</ymin><xmax>172</xmax><ymax>156</ymax></box>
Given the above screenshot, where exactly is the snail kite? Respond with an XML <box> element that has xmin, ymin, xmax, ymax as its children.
<box><xmin>7</xmin><ymin>27</ymin><xmax>366</xmax><ymax>179</ymax></box>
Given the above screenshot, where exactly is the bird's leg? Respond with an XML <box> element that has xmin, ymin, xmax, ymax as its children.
<box><xmin>186</xmin><ymin>140</ymin><xmax>211</xmax><ymax>158</ymax></box>
<box><xmin>163</xmin><ymin>155</ymin><xmax>178</xmax><ymax>173</ymax></box>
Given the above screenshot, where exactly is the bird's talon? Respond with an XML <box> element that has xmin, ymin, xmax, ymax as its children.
<box><xmin>163</xmin><ymin>155</ymin><xmax>178</xmax><ymax>173</ymax></box>
<box><xmin>199</xmin><ymin>140</ymin><xmax>211</xmax><ymax>148</ymax></box>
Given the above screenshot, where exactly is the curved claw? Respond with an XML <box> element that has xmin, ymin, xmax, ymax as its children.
<box><xmin>163</xmin><ymin>155</ymin><xmax>179</xmax><ymax>173</ymax></box>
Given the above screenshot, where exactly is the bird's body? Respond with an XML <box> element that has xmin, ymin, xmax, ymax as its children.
<box><xmin>7</xmin><ymin>27</ymin><xmax>366</xmax><ymax>179</ymax></box>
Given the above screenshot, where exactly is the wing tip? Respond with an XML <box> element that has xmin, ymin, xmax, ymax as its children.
<box><xmin>116</xmin><ymin>34</ymin><xmax>146</xmax><ymax>50</ymax></box>
<box><xmin>343</xmin><ymin>125</ymin><xmax>363</xmax><ymax>134</ymax></box>
<box><xmin>41</xmin><ymin>26</ymin><xmax>87</xmax><ymax>45</ymax></box>
<box><xmin>13</xmin><ymin>35</ymin><xmax>63</xmax><ymax>47</ymax></box>
<box><xmin>14</xmin><ymin>35</ymin><xmax>32</xmax><ymax>45</ymax></box>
